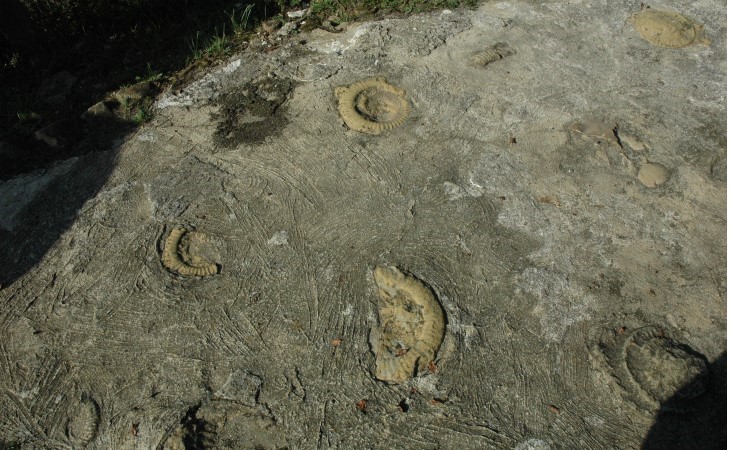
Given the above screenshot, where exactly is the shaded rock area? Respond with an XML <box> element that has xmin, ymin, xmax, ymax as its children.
<box><xmin>0</xmin><ymin>1</ymin><xmax>726</xmax><ymax>449</ymax></box>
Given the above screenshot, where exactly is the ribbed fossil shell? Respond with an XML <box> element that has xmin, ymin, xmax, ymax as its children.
<box><xmin>335</xmin><ymin>77</ymin><xmax>410</xmax><ymax>134</ymax></box>
<box><xmin>66</xmin><ymin>397</ymin><xmax>100</xmax><ymax>447</ymax></box>
<box><xmin>371</xmin><ymin>265</ymin><xmax>445</xmax><ymax>383</ymax></box>
<box><xmin>468</xmin><ymin>42</ymin><xmax>515</xmax><ymax>67</ymax></box>
<box><xmin>629</xmin><ymin>9</ymin><xmax>709</xmax><ymax>48</ymax></box>
<box><xmin>605</xmin><ymin>326</ymin><xmax>710</xmax><ymax>412</ymax></box>
<box><xmin>161</xmin><ymin>226</ymin><xmax>219</xmax><ymax>277</ymax></box>
<box><xmin>625</xmin><ymin>327</ymin><xmax>709</xmax><ymax>406</ymax></box>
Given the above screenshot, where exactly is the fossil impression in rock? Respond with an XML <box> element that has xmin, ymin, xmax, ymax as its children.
<box><xmin>629</xmin><ymin>9</ymin><xmax>709</xmax><ymax>48</ymax></box>
<box><xmin>161</xmin><ymin>226</ymin><xmax>219</xmax><ymax>277</ymax></box>
<box><xmin>66</xmin><ymin>396</ymin><xmax>100</xmax><ymax>447</ymax></box>
<box><xmin>469</xmin><ymin>42</ymin><xmax>515</xmax><ymax>67</ymax></box>
<box><xmin>605</xmin><ymin>326</ymin><xmax>710</xmax><ymax>413</ymax></box>
<box><xmin>371</xmin><ymin>265</ymin><xmax>445</xmax><ymax>383</ymax></box>
<box><xmin>335</xmin><ymin>77</ymin><xmax>410</xmax><ymax>134</ymax></box>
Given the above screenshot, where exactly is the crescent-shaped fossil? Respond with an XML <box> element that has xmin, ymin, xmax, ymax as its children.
<box><xmin>468</xmin><ymin>42</ymin><xmax>515</xmax><ymax>67</ymax></box>
<box><xmin>161</xmin><ymin>226</ymin><xmax>219</xmax><ymax>277</ymax></box>
<box><xmin>335</xmin><ymin>77</ymin><xmax>411</xmax><ymax>135</ymax></box>
<box><xmin>67</xmin><ymin>397</ymin><xmax>100</xmax><ymax>448</ymax></box>
<box><xmin>371</xmin><ymin>265</ymin><xmax>445</xmax><ymax>383</ymax></box>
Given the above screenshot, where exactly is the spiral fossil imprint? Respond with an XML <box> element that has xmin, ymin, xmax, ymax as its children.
<box><xmin>161</xmin><ymin>226</ymin><xmax>219</xmax><ymax>277</ymax></box>
<box><xmin>371</xmin><ymin>265</ymin><xmax>446</xmax><ymax>383</ymax></box>
<box><xmin>335</xmin><ymin>77</ymin><xmax>411</xmax><ymax>134</ymax></box>
<box><xmin>605</xmin><ymin>326</ymin><xmax>710</xmax><ymax>413</ymax></box>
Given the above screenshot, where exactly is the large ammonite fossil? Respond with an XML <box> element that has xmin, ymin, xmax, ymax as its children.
<box><xmin>370</xmin><ymin>265</ymin><xmax>446</xmax><ymax>383</ymax></box>
<box><xmin>335</xmin><ymin>77</ymin><xmax>411</xmax><ymax>135</ymax></box>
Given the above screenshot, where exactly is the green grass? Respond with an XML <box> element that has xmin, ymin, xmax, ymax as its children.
<box><xmin>294</xmin><ymin>0</ymin><xmax>476</xmax><ymax>22</ymax></box>
<box><xmin>132</xmin><ymin>107</ymin><xmax>152</xmax><ymax>124</ymax></box>
<box><xmin>135</xmin><ymin>63</ymin><xmax>163</xmax><ymax>83</ymax></box>
<box><xmin>186</xmin><ymin>27</ymin><xmax>235</xmax><ymax>62</ymax></box>
<box><xmin>228</xmin><ymin>4</ymin><xmax>256</xmax><ymax>35</ymax></box>
<box><xmin>1</xmin><ymin>0</ymin><xmax>478</xmax><ymax>162</ymax></box>
<box><xmin>16</xmin><ymin>111</ymin><xmax>40</xmax><ymax>122</ymax></box>
<box><xmin>205</xmin><ymin>32</ymin><xmax>233</xmax><ymax>58</ymax></box>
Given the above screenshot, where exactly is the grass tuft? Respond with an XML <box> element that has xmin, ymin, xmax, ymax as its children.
<box><xmin>132</xmin><ymin>106</ymin><xmax>152</xmax><ymax>124</ymax></box>
<box><xmin>135</xmin><ymin>63</ymin><xmax>163</xmax><ymax>83</ymax></box>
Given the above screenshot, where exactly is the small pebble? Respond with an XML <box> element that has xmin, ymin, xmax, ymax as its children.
<box><xmin>638</xmin><ymin>162</ymin><xmax>669</xmax><ymax>187</ymax></box>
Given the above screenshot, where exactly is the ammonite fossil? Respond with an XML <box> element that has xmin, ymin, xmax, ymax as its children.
<box><xmin>335</xmin><ymin>77</ymin><xmax>411</xmax><ymax>135</ymax></box>
<box><xmin>371</xmin><ymin>265</ymin><xmax>446</xmax><ymax>383</ymax></box>
<box><xmin>161</xmin><ymin>226</ymin><xmax>219</xmax><ymax>277</ymax></box>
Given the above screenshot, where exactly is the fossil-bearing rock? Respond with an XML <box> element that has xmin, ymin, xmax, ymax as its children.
<box><xmin>335</xmin><ymin>77</ymin><xmax>410</xmax><ymax>135</ymax></box>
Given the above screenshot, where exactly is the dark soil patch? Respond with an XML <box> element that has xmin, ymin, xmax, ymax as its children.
<box><xmin>213</xmin><ymin>76</ymin><xmax>294</xmax><ymax>147</ymax></box>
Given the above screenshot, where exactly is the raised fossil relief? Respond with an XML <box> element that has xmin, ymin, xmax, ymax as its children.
<box><xmin>371</xmin><ymin>265</ymin><xmax>446</xmax><ymax>383</ymax></box>
<box><xmin>161</xmin><ymin>226</ymin><xmax>219</xmax><ymax>277</ymax></box>
<box><xmin>468</xmin><ymin>42</ymin><xmax>515</xmax><ymax>67</ymax></box>
<box><xmin>66</xmin><ymin>396</ymin><xmax>100</xmax><ymax>448</ymax></box>
<box><xmin>335</xmin><ymin>77</ymin><xmax>410</xmax><ymax>135</ymax></box>
<box><xmin>629</xmin><ymin>8</ymin><xmax>709</xmax><ymax>48</ymax></box>
<box><xmin>603</xmin><ymin>326</ymin><xmax>710</xmax><ymax>413</ymax></box>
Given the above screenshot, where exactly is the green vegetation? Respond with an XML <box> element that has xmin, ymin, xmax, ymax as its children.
<box><xmin>135</xmin><ymin>63</ymin><xmax>163</xmax><ymax>83</ymax></box>
<box><xmin>16</xmin><ymin>111</ymin><xmax>41</xmax><ymax>122</ymax></box>
<box><xmin>228</xmin><ymin>4</ymin><xmax>256</xmax><ymax>35</ymax></box>
<box><xmin>132</xmin><ymin>106</ymin><xmax>152</xmax><ymax>124</ymax></box>
<box><xmin>188</xmin><ymin>28</ymin><xmax>234</xmax><ymax>61</ymax></box>
<box><xmin>287</xmin><ymin>0</ymin><xmax>476</xmax><ymax>21</ymax></box>
<box><xmin>0</xmin><ymin>0</ymin><xmax>478</xmax><ymax>178</ymax></box>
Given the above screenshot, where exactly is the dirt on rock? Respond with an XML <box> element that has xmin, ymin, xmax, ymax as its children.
<box><xmin>214</xmin><ymin>76</ymin><xmax>294</xmax><ymax>147</ymax></box>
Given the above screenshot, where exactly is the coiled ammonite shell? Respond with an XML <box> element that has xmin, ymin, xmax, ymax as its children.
<box><xmin>605</xmin><ymin>326</ymin><xmax>711</xmax><ymax>413</ymax></box>
<box><xmin>335</xmin><ymin>77</ymin><xmax>411</xmax><ymax>135</ymax></box>
<box><xmin>161</xmin><ymin>226</ymin><xmax>219</xmax><ymax>277</ymax></box>
<box><xmin>371</xmin><ymin>265</ymin><xmax>446</xmax><ymax>383</ymax></box>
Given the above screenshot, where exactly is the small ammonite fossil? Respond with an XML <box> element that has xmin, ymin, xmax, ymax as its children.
<box><xmin>335</xmin><ymin>77</ymin><xmax>411</xmax><ymax>134</ymax></box>
<box><xmin>371</xmin><ymin>265</ymin><xmax>446</xmax><ymax>383</ymax></box>
<box><xmin>161</xmin><ymin>226</ymin><xmax>219</xmax><ymax>277</ymax></box>
<box><xmin>66</xmin><ymin>396</ymin><xmax>100</xmax><ymax>448</ymax></box>
<box><xmin>468</xmin><ymin>42</ymin><xmax>515</xmax><ymax>67</ymax></box>
<box><xmin>629</xmin><ymin>9</ymin><xmax>710</xmax><ymax>48</ymax></box>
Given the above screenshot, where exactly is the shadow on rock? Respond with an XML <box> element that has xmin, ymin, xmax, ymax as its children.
<box><xmin>642</xmin><ymin>351</ymin><xmax>726</xmax><ymax>450</ymax></box>
<box><xmin>0</xmin><ymin>114</ymin><xmax>132</xmax><ymax>289</ymax></box>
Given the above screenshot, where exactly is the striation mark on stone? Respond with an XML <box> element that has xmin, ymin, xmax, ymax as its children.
<box><xmin>468</xmin><ymin>42</ymin><xmax>515</xmax><ymax>67</ymax></box>
<box><xmin>161</xmin><ymin>226</ymin><xmax>219</xmax><ymax>277</ymax></box>
<box><xmin>603</xmin><ymin>326</ymin><xmax>710</xmax><ymax>413</ymax></box>
<box><xmin>629</xmin><ymin>9</ymin><xmax>709</xmax><ymax>48</ymax></box>
<box><xmin>335</xmin><ymin>77</ymin><xmax>410</xmax><ymax>135</ymax></box>
<box><xmin>371</xmin><ymin>265</ymin><xmax>446</xmax><ymax>383</ymax></box>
